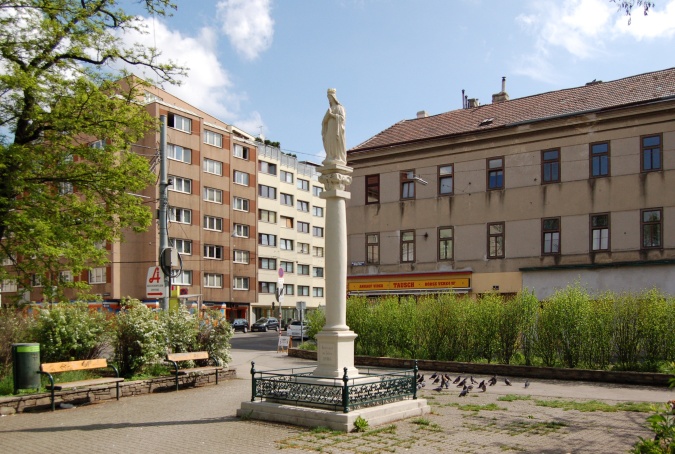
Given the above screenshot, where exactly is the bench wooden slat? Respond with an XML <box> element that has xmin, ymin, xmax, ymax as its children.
<box><xmin>41</xmin><ymin>359</ymin><xmax>108</xmax><ymax>373</ymax></box>
<box><xmin>47</xmin><ymin>377</ymin><xmax>124</xmax><ymax>390</ymax></box>
<box><xmin>171</xmin><ymin>366</ymin><xmax>223</xmax><ymax>376</ymax></box>
<box><xmin>166</xmin><ymin>351</ymin><xmax>209</xmax><ymax>362</ymax></box>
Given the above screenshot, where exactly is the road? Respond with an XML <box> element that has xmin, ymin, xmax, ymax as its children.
<box><xmin>229</xmin><ymin>329</ymin><xmax>286</xmax><ymax>351</ymax></box>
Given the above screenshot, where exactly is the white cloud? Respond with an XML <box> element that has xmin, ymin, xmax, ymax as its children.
<box><xmin>217</xmin><ymin>0</ymin><xmax>274</xmax><ymax>61</ymax></box>
<box><xmin>612</xmin><ymin>0</ymin><xmax>675</xmax><ymax>39</ymax></box>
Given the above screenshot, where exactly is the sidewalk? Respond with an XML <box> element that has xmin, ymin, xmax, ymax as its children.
<box><xmin>0</xmin><ymin>348</ymin><xmax>672</xmax><ymax>453</ymax></box>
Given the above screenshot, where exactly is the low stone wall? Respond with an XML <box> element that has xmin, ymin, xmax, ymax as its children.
<box><xmin>0</xmin><ymin>369</ymin><xmax>236</xmax><ymax>415</ymax></box>
<box><xmin>288</xmin><ymin>348</ymin><xmax>673</xmax><ymax>387</ymax></box>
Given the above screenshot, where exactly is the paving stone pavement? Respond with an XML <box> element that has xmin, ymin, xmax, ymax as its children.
<box><xmin>1</xmin><ymin>348</ymin><xmax>673</xmax><ymax>454</ymax></box>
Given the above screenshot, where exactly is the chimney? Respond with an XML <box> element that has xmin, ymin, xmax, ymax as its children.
<box><xmin>416</xmin><ymin>110</ymin><xmax>428</xmax><ymax>119</ymax></box>
<box><xmin>492</xmin><ymin>76</ymin><xmax>509</xmax><ymax>103</ymax></box>
<box><xmin>467</xmin><ymin>98</ymin><xmax>480</xmax><ymax>108</ymax></box>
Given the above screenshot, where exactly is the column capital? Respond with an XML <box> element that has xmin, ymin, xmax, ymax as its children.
<box><xmin>318</xmin><ymin>164</ymin><xmax>353</xmax><ymax>192</ymax></box>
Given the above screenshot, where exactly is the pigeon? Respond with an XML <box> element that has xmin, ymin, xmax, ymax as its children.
<box><xmin>433</xmin><ymin>386</ymin><xmax>444</xmax><ymax>392</ymax></box>
<box><xmin>467</xmin><ymin>385</ymin><xmax>474</xmax><ymax>391</ymax></box>
<box><xmin>459</xmin><ymin>386</ymin><xmax>469</xmax><ymax>397</ymax></box>
<box><xmin>488</xmin><ymin>375</ymin><xmax>497</xmax><ymax>386</ymax></box>
<box><xmin>432</xmin><ymin>376</ymin><xmax>441</xmax><ymax>384</ymax></box>
<box><xmin>429</xmin><ymin>372</ymin><xmax>438</xmax><ymax>380</ymax></box>
<box><xmin>504</xmin><ymin>378</ymin><xmax>512</xmax><ymax>386</ymax></box>
<box><xmin>417</xmin><ymin>374</ymin><xmax>425</xmax><ymax>383</ymax></box>
<box><xmin>478</xmin><ymin>381</ymin><xmax>487</xmax><ymax>392</ymax></box>
<box><xmin>470</xmin><ymin>376</ymin><xmax>478</xmax><ymax>384</ymax></box>
<box><xmin>453</xmin><ymin>376</ymin><xmax>461</xmax><ymax>384</ymax></box>
<box><xmin>457</xmin><ymin>378</ymin><xmax>467</xmax><ymax>388</ymax></box>
<box><xmin>444</xmin><ymin>374</ymin><xmax>451</xmax><ymax>381</ymax></box>
<box><xmin>524</xmin><ymin>380</ymin><xmax>530</xmax><ymax>389</ymax></box>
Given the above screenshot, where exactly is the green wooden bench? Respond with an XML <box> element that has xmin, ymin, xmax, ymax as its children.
<box><xmin>165</xmin><ymin>351</ymin><xmax>223</xmax><ymax>391</ymax></box>
<box><xmin>39</xmin><ymin>359</ymin><xmax>124</xmax><ymax>411</ymax></box>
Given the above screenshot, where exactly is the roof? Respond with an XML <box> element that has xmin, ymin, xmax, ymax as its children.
<box><xmin>349</xmin><ymin>67</ymin><xmax>675</xmax><ymax>153</ymax></box>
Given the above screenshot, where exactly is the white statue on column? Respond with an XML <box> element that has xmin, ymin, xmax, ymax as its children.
<box><xmin>322</xmin><ymin>88</ymin><xmax>347</xmax><ymax>166</ymax></box>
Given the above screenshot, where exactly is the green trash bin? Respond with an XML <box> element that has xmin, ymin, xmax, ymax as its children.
<box><xmin>12</xmin><ymin>343</ymin><xmax>40</xmax><ymax>393</ymax></box>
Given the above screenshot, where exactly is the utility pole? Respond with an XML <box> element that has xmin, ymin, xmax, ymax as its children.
<box><xmin>158</xmin><ymin>115</ymin><xmax>170</xmax><ymax>311</ymax></box>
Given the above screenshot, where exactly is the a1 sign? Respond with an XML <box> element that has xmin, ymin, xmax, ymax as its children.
<box><xmin>146</xmin><ymin>266</ymin><xmax>166</xmax><ymax>298</ymax></box>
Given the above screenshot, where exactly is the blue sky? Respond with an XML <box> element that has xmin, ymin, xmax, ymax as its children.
<box><xmin>122</xmin><ymin>0</ymin><xmax>675</xmax><ymax>163</ymax></box>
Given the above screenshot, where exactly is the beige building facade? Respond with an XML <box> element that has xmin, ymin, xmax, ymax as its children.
<box><xmin>346</xmin><ymin>68</ymin><xmax>675</xmax><ymax>299</ymax></box>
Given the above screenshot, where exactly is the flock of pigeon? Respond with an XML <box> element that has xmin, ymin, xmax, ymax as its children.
<box><xmin>416</xmin><ymin>372</ymin><xmax>530</xmax><ymax>397</ymax></box>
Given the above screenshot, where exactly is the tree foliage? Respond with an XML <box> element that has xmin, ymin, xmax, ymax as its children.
<box><xmin>611</xmin><ymin>0</ymin><xmax>654</xmax><ymax>24</ymax></box>
<box><xmin>0</xmin><ymin>0</ymin><xmax>185</xmax><ymax>301</ymax></box>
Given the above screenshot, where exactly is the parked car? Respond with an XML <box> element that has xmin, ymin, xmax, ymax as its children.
<box><xmin>230</xmin><ymin>318</ymin><xmax>249</xmax><ymax>333</ymax></box>
<box><xmin>251</xmin><ymin>317</ymin><xmax>280</xmax><ymax>332</ymax></box>
<box><xmin>287</xmin><ymin>320</ymin><xmax>309</xmax><ymax>339</ymax></box>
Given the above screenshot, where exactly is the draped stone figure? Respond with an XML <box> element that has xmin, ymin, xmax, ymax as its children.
<box><xmin>321</xmin><ymin>88</ymin><xmax>346</xmax><ymax>165</ymax></box>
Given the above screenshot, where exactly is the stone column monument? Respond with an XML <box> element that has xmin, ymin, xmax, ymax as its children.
<box><xmin>314</xmin><ymin>88</ymin><xmax>359</xmax><ymax>378</ymax></box>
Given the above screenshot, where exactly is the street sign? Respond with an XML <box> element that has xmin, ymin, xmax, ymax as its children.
<box><xmin>146</xmin><ymin>266</ymin><xmax>166</xmax><ymax>298</ymax></box>
<box><xmin>278</xmin><ymin>267</ymin><xmax>284</xmax><ymax>278</ymax></box>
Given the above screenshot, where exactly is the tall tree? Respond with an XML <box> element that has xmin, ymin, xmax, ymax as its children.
<box><xmin>0</xmin><ymin>0</ymin><xmax>185</xmax><ymax>302</ymax></box>
<box><xmin>611</xmin><ymin>0</ymin><xmax>654</xmax><ymax>24</ymax></box>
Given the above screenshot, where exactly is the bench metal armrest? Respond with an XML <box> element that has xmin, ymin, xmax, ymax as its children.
<box><xmin>39</xmin><ymin>371</ymin><xmax>56</xmax><ymax>411</ymax></box>
<box><xmin>165</xmin><ymin>358</ymin><xmax>180</xmax><ymax>391</ymax></box>
<box><xmin>107</xmin><ymin>364</ymin><xmax>121</xmax><ymax>378</ymax></box>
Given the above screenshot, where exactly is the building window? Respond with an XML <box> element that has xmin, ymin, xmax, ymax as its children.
<box><xmin>298</xmin><ymin>285</ymin><xmax>310</xmax><ymax>296</ymax></box>
<box><xmin>280</xmin><ymin>261</ymin><xmax>294</xmax><ymax>273</ymax></box>
<box><xmin>232</xmin><ymin>197</ymin><xmax>249</xmax><ymax>212</ymax></box>
<box><xmin>313</xmin><ymin>287</ymin><xmax>324</xmax><ymax>297</ymax></box>
<box><xmin>204</xmin><ymin>245</ymin><xmax>223</xmax><ymax>260</ymax></box>
<box><xmin>203</xmin><ymin>130</ymin><xmax>223</xmax><ymax>147</ymax></box>
<box><xmin>542</xmin><ymin>149</ymin><xmax>560</xmax><ymax>184</ymax></box>
<box><xmin>259</xmin><ymin>161</ymin><xmax>277</xmax><ymax>175</ymax></box>
<box><xmin>204</xmin><ymin>215</ymin><xmax>223</xmax><ymax>232</ymax></box>
<box><xmin>169</xmin><ymin>176</ymin><xmax>192</xmax><ymax>194</ymax></box>
<box><xmin>259</xmin><ymin>233</ymin><xmax>277</xmax><ymax>247</ymax></box>
<box><xmin>590</xmin><ymin>142</ymin><xmax>610</xmax><ymax>177</ymax></box>
<box><xmin>203</xmin><ymin>187</ymin><xmax>222</xmax><ymax>203</ymax></box>
<box><xmin>233</xmin><ymin>144</ymin><xmax>249</xmax><ymax>160</ymax></box>
<box><xmin>89</xmin><ymin>267</ymin><xmax>106</xmax><ymax>284</ymax></box>
<box><xmin>59</xmin><ymin>182</ymin><xmax>73</xmax><ymax>195</ymax></box>
<box><xmin>167</xmin><ymin>144</ymin><xmax>192</xmax><ymax>164</ymax></box>
<box><xmin>259</xmin><ymin>282</ymin><xmax>277</xmax><ymax>294</ymax></box>
<box><xmin>366</xmin><ymin>233</ymin><xmax>379</xmax><ymax>264</ymax></box>
<box><xmin>542</xmin><ymin>217</ymin><xmax>561</xmax><ymax>255</ymax></box>
<box><xmin>233</xmin><ymin>276</ymin><xmax>249</xmax><ymax>290</ymax></box>
<box><xmin>366</xmin><ymin>174</ymin><xmax>380</xmax><ymax>204</ymax></box>
<box><xmin>168</xmin><ymin>113</ymin><xmax>191</xmax><ymax>133</ymax></box>
<box><xmin>171</xmin><ymin>238</ymin><xmax>192</xmax><ymax>255</ymax></box>
<box><xmin>280</xmin><ymin>170</ymin><xmax>293</xmax><ymax>183</ymax></box>
<box><xmin>488</xmin><ymin>222</ymin><xmax>505</xmax><ymax>258</ymax></box>
<box><xmin>259</xmin><ymin>257</ymin><xmax>277</xmax><ymax>270</ymax></box>
<box><xmin>438</xmin><ymin>227</ymin><xmax>453</xmax><ymax>261</ymax></box>
<box><xmin>258</xmin><ymin>184</ymin><xmax>277</xmax><ymax>199</ymax></box>
<box><xmin>312</xmin><ymin>206</ymin><xmax>324</xmax><ymax>217</ymax></box>
<box><xmin>297</xmin><ymin>178</ymin><xmax>309</xmax><ymax>191</ymax></box>
<box><xmin>203</xmin><ymin>158</ymin><xmax>222</xmax><ymax>175</ymax></box>
<box><xmin>297</xmin><ymin>200</ymin><xmax>309</xmax><ymax>212</ymax></box>
<box><xmin>203</xmin><ymin>273</ymin><xmax>223</xmax><ymax>288</ymax></box>
<box><xmin>641</xmin><ymin>208</ymin><xmax>662</xmax><ymax>249</ymax></box>
<box><xmin>280</xmin><ymin>238</ymin><xmax>294</xmax><ymax>250</ymax></box>
<box><xmin>280</xmin><ymin>193</ymin><xmax>293</xmax><ymax>206</ymax></box>
<box><xmin>438</xmin><ymin>165</ymin><xmax>453</xmax><ymax>195</ymax></box>
<box><xmin>312</xmin><ymin>267</ymin><xmax>324</xmax><ymax>278</ymax></box>
<box><xmin>169</xmin><ymin>207</ymin><xmax>191</xmax><ymax>224</ymax></box>
<box><xmin>2</xmin><ymin>279</ymin><xmax>18</xmax><ymax>292</ymax></box>
<box><xmin>487</xmin><ymin>157</ymin><xmax>504</xmax><ymax>190</ymax></box>
<box><xmin>32</xmin><ymin>274</ymin><xmax>43</xmax><ymax>287</ymax></box>
<box><xmin>233</xmin><ymin>170</ymin><xmax>250</xmax><ymax>186</ymax></box>
<box><xmin>259</xmin><ymin>209</ymin><xmax>277</xmax><ymax>224</ymax></box>
<box><xmin>298</xmin><ymin>242</ymin><xmax>310</xmax><ymax>254</ymax></box>
<box><xmin>174</xmin><ymin>270</ymin><xmax>192</xmax><ymax>285</ymax></box>
<box><xmin>400</xmin><ymin>172</ymin><xmax>415</xmax><ymax>199</ymax></box>
<box><xmin>233</xmin><ymin>250</ymin><xmax>250</xmax><ymax>264</ymax></box>
<box><xmin>60</xmin><ymin>270</ymin><xmax>73</xmax><ymax>283</ymax></box>
<box><xmin>313</xmin><ymin>186</ymin><xmax>322</xmax><ymax>197</ymax></box>
<box><xmin>280</xmin><ymin>215</ymin><xmax>294</xmax><ymax>229</ymax></box>
<box><xmin>284</xmin><ymin>284</ymin><xmax>294</xmax><ymax>295</ymax></box>
<box><xmin>642</xmin><ymin>134</ymin><xmax>662</xmax><ymax>172</ymax></box>
<box><xmin>313</xmin><ymin>246</ymin><xmax>324</xmax><ymax>257</ymax></box>
<box><xmin>401</xmin><ymin>230</ymin><xmax>415</xmax><ymax>263</ymax></box>
<box><xmin>298</xmin><ymin>264</ymin><xmax>310</xmax><ymax>275</ymax></box>
<box><xmin>297</xmin><ymin>221</ymin><xmax>310</xmax><ymax>234</ymax></box>
<box><xmin>312</xmin><ymin>226</ymin><xmax>324</xmax><ymax>238</ymax></box>
<box><xmin>591</xmin><ymin>213</ymin><xmax>610</xmax><ymax>251</ymax></box>
<box><xmin>232</xmin><ymin>223</ymin><xmax>249</xmax><ymax>238</ymax></box>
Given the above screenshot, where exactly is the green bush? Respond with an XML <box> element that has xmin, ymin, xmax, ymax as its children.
<box><xmin>612</xmin><ymin>293</ymin><xmax>644</xmax><ymax>368</ymax></box>
<box><xmin>162</xmin><ymin>306</ymin><xmax>199</xmax><ymax>354</ymax></box>
<box><xmin>31</xmin><ymin>302</ymin><xmax>109</xmax><ymax>363</ymax></box>
<box><xmin>305</xmin><ymin>307</ymin><xmax>326</xmax><ymax>340</ymax></box>
<box><xmin>0</xmin><ymin>307</ymin><xmax>34</xmax><ymax>375</ymax></box>
<box><xmin>195</xmin><ymin>309</ymin><xmax>232</xmax><ymax>366</ymax></box>
<box><xmin>112</xmin><ymin>298</ymin><xmax>166</xmax><ymax>378</ymax></box>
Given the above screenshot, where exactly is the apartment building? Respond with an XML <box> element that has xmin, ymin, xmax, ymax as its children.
<box><xmin>346</xmin><ymin>68</ymin><xmax>675</xmax><ymax>299</ymax></box>
<box><xmin>255</xmin><ymin>145</ymin><xmax>326</xmax><ymax>323</ymax></box>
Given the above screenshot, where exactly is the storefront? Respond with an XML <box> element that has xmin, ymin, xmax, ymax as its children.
<box><xmin>347</xmin><ymin>271</ymin><xmax>472</xmax><ymax>297</ymax></box>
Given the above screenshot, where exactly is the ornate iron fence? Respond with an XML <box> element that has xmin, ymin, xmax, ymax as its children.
<box><xmin>250</xmin><ymin>361</ymin><xmax>418</xmax><ymax>413</ymax></box>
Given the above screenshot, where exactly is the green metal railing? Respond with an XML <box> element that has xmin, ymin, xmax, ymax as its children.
<box><xmin>250</xmin><ymin>361</ymin><xmax>418</xmax><ymax>413</ymax></box>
